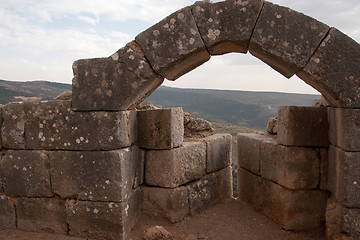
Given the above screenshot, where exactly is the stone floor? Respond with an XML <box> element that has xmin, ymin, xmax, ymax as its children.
<box><xmin>0</xmin><ymin>199</ymin><xmax>326</xmax><ymax>240</ymax></box>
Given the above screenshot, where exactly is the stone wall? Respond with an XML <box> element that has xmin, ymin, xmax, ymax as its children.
<box><xmin>1</xmin><ymin>0</ymin><xmax>360</xmax><ymax>239</ymax></box>
<box><xmin>0</xmin><ymin>102</ymin><xmax>233</xmax><ymax>239</ymax></box>
<box><xmin>238</xmin><ymin>106</ymin><xmax>329</xmax><ymax>231</ymax></box>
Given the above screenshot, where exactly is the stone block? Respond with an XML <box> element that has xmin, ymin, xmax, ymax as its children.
<box><xmin>237</xmin><ymin>168</ymin><xmax>263</xmax><ymax>212</ymax></box>
<box><xmin>204</xmin><ymin>134</ymin><xmax>231</xmax><ymax>173</ymax></box>
<box><xmin>328</xmin><ymin>107</ymin><xmax>360</xmax><ymax>151</ymax></box>
<box><xmin>326</xmin><ymin>199</ymin><xmax>360</xmax><ymax>240</ymax></box>
<box><xmin>145</xmin><ymin>141</ymin><xmax>206</xmax><ymax>188</ymax></box>
<box><xmin>16</xmin><ymin>197</ymin><xmax>67</xmax><ymax>233</ymax></box>
<box><xmin>187</xmin><ymin>173</ymin><xmax>218</xmax><ymax>215</ymax></box>
<box><xmin>249</xmin><ymin>1</ymin><xmax>329</xmax><ymax>78</ymax></box>
<box><xmin>24</xmin><ymin>101</ymin><xmax>137</xmax><ymax>151</ymax></box>
<box><xmin>260</xmin><ymin>143</ymin><xmax>320</xmax><ymax>190</ymax></box>
<box><xmin>261</xmin><ymin>179</ymin><xmax>327</xmax><ymax>230</ymax></box>
<box><xmin>319</xmin><ymin>148</ymin><xmax>329</xmax><ymax>191</ymax></box>
<box><xmin>298</xmin><ymin>28</ymin><xmax>360</xmax><ymax>108</ymax></box>
<box><xmin>66</xmin><ymin>188</ymin><xmax>143</xmax><ymax>240</ymax></box>
<box><xmin>238</xmin><ymin>168</ymin><xmax>327</xmax><ymax>230</ymax></box>
<box><xmin>0</xmin><ymin>195</ymin><xmax>16</xmax><ymax>228</ymax></box>
<box><xmin>191</xmin><ymin>0</ymin><xmax>263</xmax><ymax>55</ymax></box>
<box><xmin>0</xmin><ymin>150</ymin><xmax>52</xmax><ymax>197</ymax></box>
<box><xmin>328</xmin><ymin>145</ymin><xmax>360</xmax><ymax>208</ymax></box>
<box><xmin>187</xmin><ymin>167</ymin><xmax>232</xmax><ymax>215</ymax></box>
<box><xmin>72</xmin><ymin>41</ymin><xmax>164</xmax><ymax>111</ymax></box>
<box><xmin>138</xmin><ymin>107</ymin><xmax>184</xmax><ymax>150</ymax></box>
<box><xmin>142</xmin><ymin>186</ymin><xmax>189</xmax><ymax>223</ymax></box>
<box><xmin>135</xmin><ymin>7</ymin><xmax>210</xmax><ymax>80</ymax></box>
<box><xmin>213</xmin><ymin>166</ymin><xmax>233</xmax><ymax>201</ymax></box>
<box><xmin>50</xmin><ymin>147</ymin><xmax>143</xmax><ymax>202</ymax></box>
<box><xmin>0</xmin><ymin>106</ymin><xmax>2</xmax><ymax>149</ymax></box>
<box><xmin>277</xmin><ymin>106</ymin><xmax>329</xmax><ymax>147</ymax></box>
<box><xmin>1</xmin><ymin>102</ymin><xmax>26</xmax><ymax>149</ymax></box>
<box><xmin>237</xmin><ymin>133</ymin><xmax>270</xmax><ymax>175</ymax></box>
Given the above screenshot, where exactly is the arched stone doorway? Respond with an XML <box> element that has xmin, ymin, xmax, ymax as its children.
<box><xmin>70</xmin><ymin>0</ymin><xmax>360</xmax><ymax>239</ymax></box>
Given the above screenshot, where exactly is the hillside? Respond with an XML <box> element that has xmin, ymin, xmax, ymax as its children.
<box><xmin>0</xmin><ymin>80</ymin><xmax>318</xmax><ymax>130</ymax></box>
<box><xmin>0</xmin><ymin>80</ymin><xmax>71</xmax><ymax>104</ymax></box>
<box><xmin>147</xmin><ymin>86</ymin><xmax>318</xmax><ymax>130</ymax></box>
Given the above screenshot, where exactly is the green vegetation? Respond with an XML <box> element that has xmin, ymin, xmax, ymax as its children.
<box><xmin>147</xmin><ymin>86</ymin><xmax>318</xmax><ymax>130</ymax></box>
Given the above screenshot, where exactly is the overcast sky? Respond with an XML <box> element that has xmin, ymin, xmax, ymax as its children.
<box><xmin>1</xmin><ymin>0</ymin><xmax>359</xmax><ymax>94</ymax></box>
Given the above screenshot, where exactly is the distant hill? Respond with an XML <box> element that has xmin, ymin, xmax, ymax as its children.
<box><xmin>0</xmin><ymin>80</ymin><xmax>318</xmax><ymax>130</ymax></box>
<box><xmin>0</xmin><ymin>80</ymin><xmax>71</xmax><ymax>104</ymax></box>
<box><xmin>147</xmin><ymin>86</ymin><xmax>318</xmax><ymax>130</ymax></box>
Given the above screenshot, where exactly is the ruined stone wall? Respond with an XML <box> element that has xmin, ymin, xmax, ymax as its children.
<box><xmin>0</xmin><ymin>102</ymin><xmax>233</xmax><ymax>240</ymax></box>
<box><xmin>1</xmin><ymin>0</ymin><xmax>360</xmax><ymax>239</ymax></box>
<box><xmin>238</xmin><ymin>106</ymin><xmax>330</xmax><ymax>231</ymax></box>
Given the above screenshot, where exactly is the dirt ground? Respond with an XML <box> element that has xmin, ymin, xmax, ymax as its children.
<box><xmin>0</xmin><ymin>199</ymin><xmax>326</xmax><ymax>240</ymax></box>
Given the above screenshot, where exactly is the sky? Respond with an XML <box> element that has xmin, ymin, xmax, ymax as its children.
<box><xmin>1</xmin><ymin>0</ymin><xmax>359</xmax><ymax>94</ymax></box>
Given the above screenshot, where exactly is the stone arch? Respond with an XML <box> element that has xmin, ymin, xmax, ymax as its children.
<box><xmin>71</xmin><ymin>0</ymin><xmax>360</xmax><ymax>111</ymax></box>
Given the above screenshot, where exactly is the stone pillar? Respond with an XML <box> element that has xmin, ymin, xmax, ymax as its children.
<box><xmin>326</xmin><ymin>107</ymin><xmax>360</xmax><ymax>239</ymax></box>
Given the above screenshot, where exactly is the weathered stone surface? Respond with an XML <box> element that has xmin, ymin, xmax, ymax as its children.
<box><xmin>237</xmin><ymin>168</ymin><xmax>263</xmax><ymax>212</ymax></box>
<box><xmin>146</xmin><ymin>141</ymin><xmax>206</xmax><ymax>188</ymax></box>
<box><xmin>319</xmin><ymin>148</ymin><xmax>329</xmax><ymax>191</ymax></box>
<box><xmin>326</xmin><ymin>199</ymin><xmax>360</xmax><ymax>240</ymax></box>
<box><xmin>187</xmin><ymin>167</ymin><xmax>232</xmax><ymax>215</ymax></box>
<box><xmin>238</xmin><ymin>133</ymin><xmax>320</xmax><ymax>189</ymax></box>
<box><xmin>143</xmin><ymin>226</ymin><xmax>174</xmax><ymax>240</ymax></box>
<box><xmin>238</xmin><ymin>168</ymin><xmax>327</xmax><ymax>230</ymax></box>
<box><xmin>142</xmin><ymin>186</ymin><xmax>189</xmax><ymax>223</ymax></box>
<box><xmin>266</xmin><ymin>117</ymin><xmax>278</xmax><ymax>135</ymax></box>
<box><xmin>16</xmin><ymin>197</ymin><xmax>67</xmax><ymax>234</ymax></box>
<box><xmin>237</xmin><ymin>133</ymin><xmax>266</xmax><ymax>175</ymax></box>
<box><xmin>261</xmin><ymin>179</ymin><xmax>327</xmax><ymax>230</ymax></box>
<box><xmin>50</xmin><ymin>147</ymin><xmax>143</xmax><ymax>202</ymax></box>
<box><xmin>0</xmin><ymin>151</ymin><xmax>52</xmax><ymax>197</ymax></box>
<box><xmin>191</xmin><ymin>0</ymin><xmax>263</xmax><ymax>55</ymax></box>
<box><xmin>342</xmin><ymin>208</ymin><xmax>360</xmax><ymax>239</ymax></box>
<box><xmin>24</xmin><ymin>101</ymin><xmax>137</xmax><ymax>151</ymax></box>
<box><xmin>66</xmin><ymin>188</ymin><xmax>143</xmax><ymax>240</ymax></box>
<box><xmin>204</xmin><ymin>134</ymin><xmax>231</xmax><ymax>173</ymax></box>
<box><xmin>0</xmin><ymin>195</ymin><xmax>16</xmax><ymax>228</ymax></box>
<box><xmin>187</xmin><ymin>173</ymin><xmax>218</xmax><ymax>215</ymax></box>
<box><xmin>328</xmin><ymin>107</ymin><xmax>360</xmax><ymax>151</ymax></box>
<box><xmin>184</xmin><ymin>112</ymin><xmax>213</xmax><ymax>139</ymax></box>
<box><xmin>277</xmin><ymin>106</ymin><xmax>329</xmax><ymax>147</ymax></box>
<box><xmin>328</xmin><ymin>145</ymin><xmax>360</xmax><ymax>208</ymax></box>
<box><xmin>135</xmin><ymin>7</ymin><xmax>210</xmax><ymax>80</ymax></box>
<box><xmin>72</xmin><ymin>41</ymin><xmax>164</xmax><ymax>111</ymax></box>
<box><xmin>260</xmin><ymin>142</ymin><xmax>320</xmax><ymax>190</ymax></box>
<box><xmin>213</xmin><ymin>166</ymin><xmax>233</xmax><ymax>200</ymax></box>
<box><xmin>138</xmin><ymin>108</ymin><xmax>184</xmax><ymax>150</ymax></box>
<box><xmin>1</xmin><ymin>102</ymin><xmax>26</xmax><ymax>149</ymax></box>
<box><xmin>0</xmin><ymin>106</ymin><xmax>2</xmax><ymax>149</ymax></box>
<box><xmin>249</xmin><ymin>1</ymin><xmax>329</xmax><ymax>78</ymax></box>
<box><xmin>298</xmin><ymin>28</ymin><xmax>360</xmax><ymax>108</ymax></box>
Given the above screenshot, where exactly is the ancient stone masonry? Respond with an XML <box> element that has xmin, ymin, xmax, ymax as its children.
<box><xmin>0</xmin><ymin>100</ymin><xmax>143</xmax><ymax>239</ymax></box>
<box><xmin>139</xmin><ymin>108</ymin><xmax>232</xmax><ymax>223</ymax></box>
<box><xmin>1</xmin><ymin>0</ymin><xmax>360</xmax><ymax>239</ymax></box>
<box><xmin>238</xmin><ymin>106</ymin><xmax>330</xmax><ymax>230</ymax></box>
